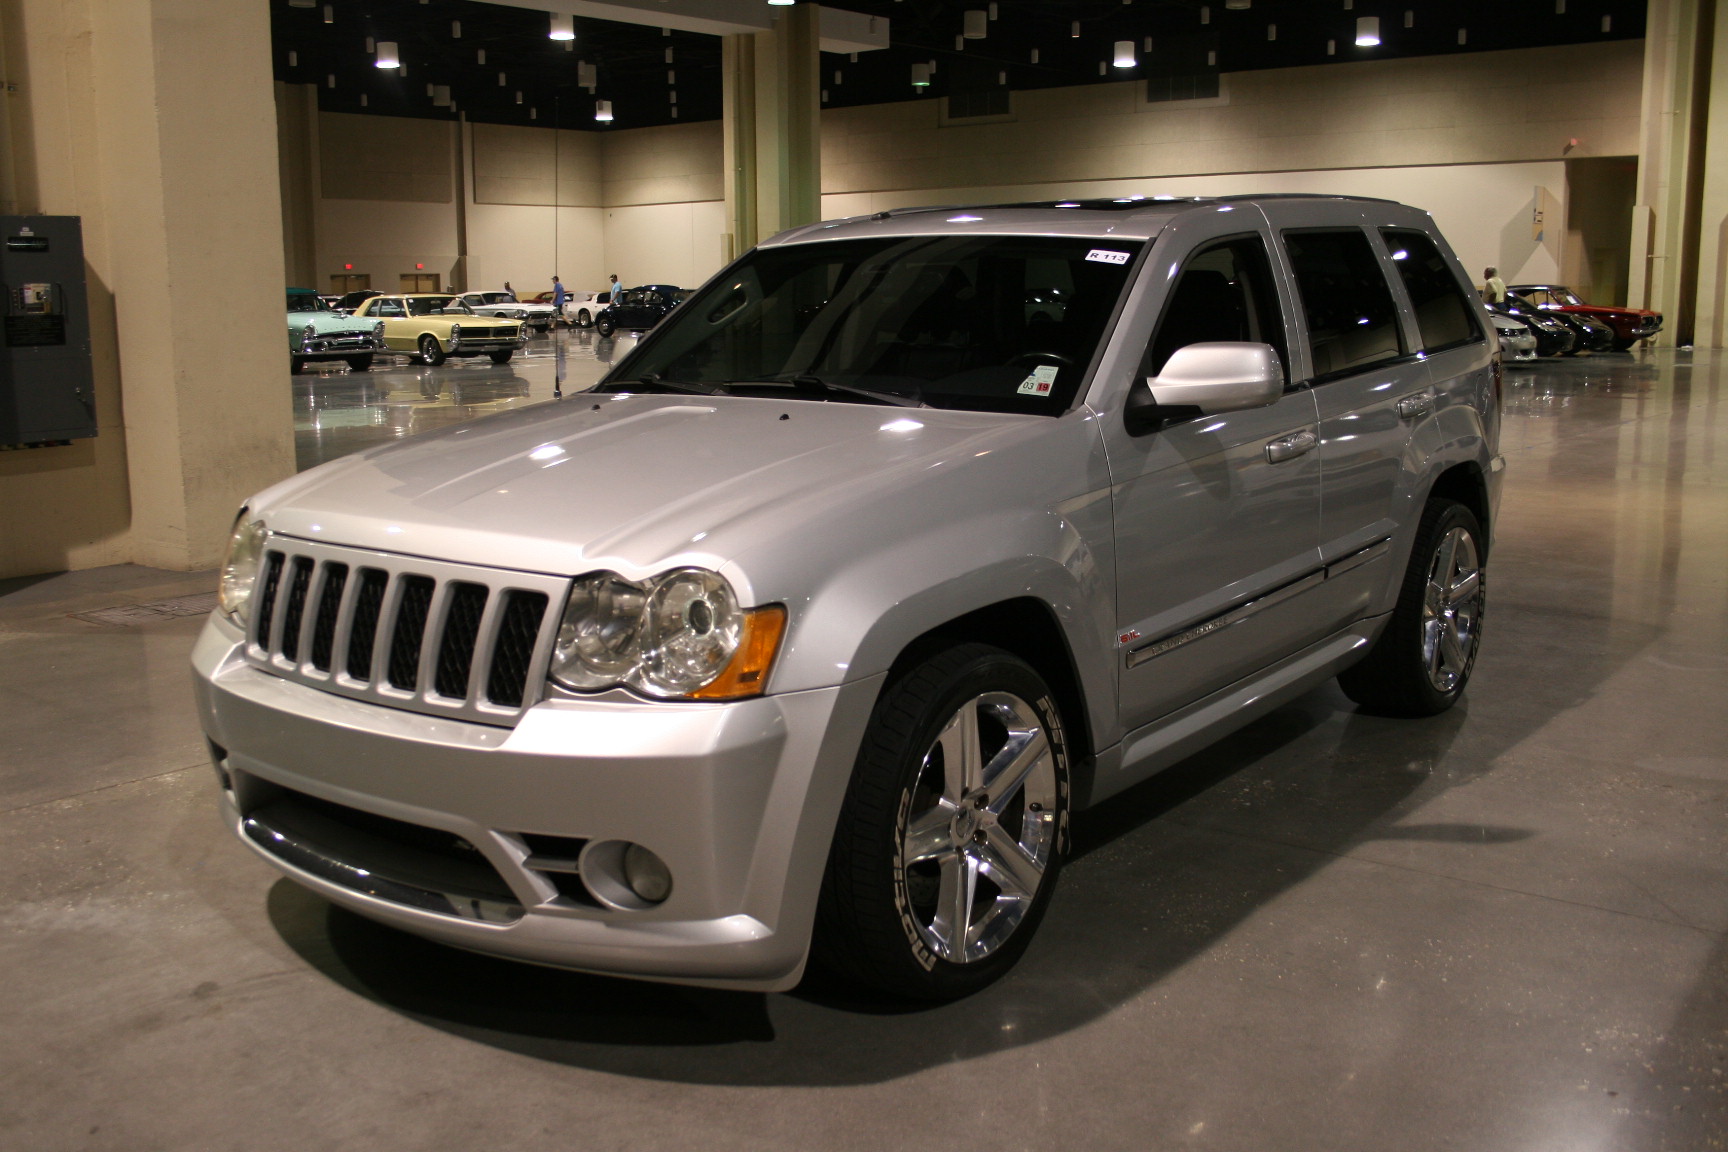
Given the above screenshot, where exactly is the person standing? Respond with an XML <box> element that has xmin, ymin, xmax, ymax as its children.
<box><xmin>604</xmin><ymin>273</ymin><xmax>620</xmax><ymax>303</ymax></box>
<box><xmin>503</xmin><ymin>281</ymin><xmax>516</xmax><ymax>301</ymax></box>
<box><xmin>1482</xmin><ymin>266</ymin><xmax>1506</xmax><ymax>303</ymax></box>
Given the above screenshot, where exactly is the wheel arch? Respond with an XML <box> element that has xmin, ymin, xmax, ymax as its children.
<box><xmin>878</xmin><ymin>597</ymin><xmax>1097</xmax><ymax>801</ymax></box>
<box><xmin>1426</xmin><ymin>461</ymin><xmax>1491</xmax><ymax>554</ymax></box>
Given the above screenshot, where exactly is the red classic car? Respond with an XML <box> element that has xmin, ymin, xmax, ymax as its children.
<box><xmin>1505</xmin><ymin>284</ymin><xmax>1662</xmax><ymax>352</ymax></box>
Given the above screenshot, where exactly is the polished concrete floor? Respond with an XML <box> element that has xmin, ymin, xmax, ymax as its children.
<box><xmin>2</xmin><ymin>348</ymin><xmax>1725</xmax><ymax>1151</ymax></box>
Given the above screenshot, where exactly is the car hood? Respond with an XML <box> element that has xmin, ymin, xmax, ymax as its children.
<box><xmin>290</xmin><ymin>312</ymin><xmax>375</xmax><ymax>334</ymax></box>
<box><xmin>250</xmin><ymin>393</ymin><xmax>1055</xmax><ymax>583</ymax></box>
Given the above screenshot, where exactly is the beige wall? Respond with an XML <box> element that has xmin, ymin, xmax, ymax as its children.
<box><xmin>1</xmin><ymin>0</ymin><xmax>295</xmax><ymax>580</ymax></box>
<box><xmin>292</xmin><ymin>41</ymin><xmax>1643</xmax><ymax>311</ymax></box>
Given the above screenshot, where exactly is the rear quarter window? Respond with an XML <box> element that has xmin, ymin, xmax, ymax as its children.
<box><xmin>1381</xmin><ymin>229</ymin><xmax>1482</xmax><ymax>352</ymax></box>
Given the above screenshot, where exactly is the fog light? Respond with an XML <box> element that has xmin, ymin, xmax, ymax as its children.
<box><xmin>623</xmin><ymin>844</ymin><xmax>672</xmax><ymax>903</ymax></box>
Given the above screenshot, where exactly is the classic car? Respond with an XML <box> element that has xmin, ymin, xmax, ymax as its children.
<box><xmin>593</xmin><ymin>284</ymin><xmax>686</xmax><ymax>336</ymax></box>
<box><xmin>1505</xmin><ymin>284</ymin><xmax>1662</xmax><ymax>351</ymax></box>
<box><xmin>286</xmin><ymin>288</ymin><xmax>386</xmax><ymax>374</ymax></box>
<box><xmin>351</xmin><ymin>293</ymin><xmax>528</xmax><ymax>365</ymax></box>
<box><xmin>1488</xmin><ymin>299</ymin><xmax>1574</xmax><ymax>357</ymax></box>
<box><xmin>459</xmin><ymin>292</ymin><xmax>557</xmax><ymax>332</ymax></box>
<box><xmin>1506</xmin><ymin>294</ymin><xmax>1615</xmax><ymax>353</ymax></box>
<box><xmin>334</xmin><ymin>289</ymin><xmax>383</xmax><ymax>314</ymax></box>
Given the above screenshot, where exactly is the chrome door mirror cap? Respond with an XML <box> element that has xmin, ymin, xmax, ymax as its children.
<box><xmin>1147</xmin><ymin>342</ymin><xmax>1284</xmax><ymax>414</ymax></box>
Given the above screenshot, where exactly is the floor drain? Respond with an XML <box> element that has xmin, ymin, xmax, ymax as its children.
<box><xmin>71</xmin><ymin>592</ymin><xmax>219</xmax><ymax>627</ymax></box>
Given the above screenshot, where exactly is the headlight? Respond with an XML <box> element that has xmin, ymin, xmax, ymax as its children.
<box><xmin>448</xmin><ymin>323</ymin><xmax>462</xmax><ymax>348</ymax></box>
<box><xmin>218</xmin><ymin>511</ymin><xmax>267</xmax><ymax>623</ymax></box>
<box><xmin>550</xmin><ymin>568</ymin><xmax>785</xmax><ymax>699</ymax></box>
<box><xmin>373</xmin><ymin>320</ymin><xmax>385</xmax><ymax>339</ymax></box>
<box><xmin>299</xmin><ymin>324</ymin><xmax>315</xmax><ymax>351</ymax></box>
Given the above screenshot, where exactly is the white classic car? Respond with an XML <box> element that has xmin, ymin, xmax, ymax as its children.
<box><xmin>459</xmin><ymin>292</ymin><xmax>556</xmax><ymax>332</ymax></box>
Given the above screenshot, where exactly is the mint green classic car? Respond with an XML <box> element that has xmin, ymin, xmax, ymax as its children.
<box><xmin>287</xmin><ymin>288</ymin><xmax>386</xmax><ymax>374</ymax></box>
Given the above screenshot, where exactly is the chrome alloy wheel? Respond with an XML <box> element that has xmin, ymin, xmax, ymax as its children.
<box><xmin>898</xmin><ymin>691</ymin><xmax>1059</xmax><ymax>965</ymax></box>
<box><xmin>1421</xmin><ymin>526</ymin><xmax>1483</xmax><ymax>693</ymax></box>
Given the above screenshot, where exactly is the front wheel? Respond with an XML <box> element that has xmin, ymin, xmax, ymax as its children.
<box><xmin>345</xmin><ymin>354</ymin><xmax>373</xmax><ymax>372</ymax></box>
<box><xmin>1611</xmin><ymin>338</ymin><xmax>1637</xmax><ymax>353</ymax></box>
<box><xmin>812</xmin><ymin>644</ymin><xmax>1070</xmax><ymax>1001</ymax></box>
<box><xmin>1338</xmin><ymin>499</ymin><xmax>1486</xmax><ymax>717</ymax></box>
<box><xmin>488</xmin><ymin>349</ymin><xmax>514</xmax><ymax>364</ymax></box>
<box><xmin>418</xmin><ymin>334</ymin><xmax>446</xmax><ymax>366</ymax></box>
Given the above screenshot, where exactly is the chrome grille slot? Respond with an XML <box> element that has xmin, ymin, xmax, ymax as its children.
<box><xmin>242</xmin><ymin>537</ymin><xmax>567</xmax><ymax>726</ymax></box>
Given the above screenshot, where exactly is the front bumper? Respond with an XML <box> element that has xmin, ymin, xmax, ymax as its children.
<box><xmin>191</xmin><ymin>615</ymin><xmax>880</xmax><ymax>991</ymax></box>
<box><xmin>300</xmin><ymin>333</ymin><xmax>386</xmax><ymax>358</ymax></box>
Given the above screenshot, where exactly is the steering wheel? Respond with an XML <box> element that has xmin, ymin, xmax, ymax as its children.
<box><xmin>1007</xmin><ymin>351</ymin><xmax>1077</xmax><ymax>368</ymax></box>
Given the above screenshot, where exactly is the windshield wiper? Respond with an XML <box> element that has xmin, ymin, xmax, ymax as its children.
<box><xmin>598</xmin><ymin>373</ymin><xmax>727</xmax><ymax>396</ymax></box>
<box><xmin>724</xmin><ymin>374</ymin><xmax>925</xmax><ymax>408</ymax></box>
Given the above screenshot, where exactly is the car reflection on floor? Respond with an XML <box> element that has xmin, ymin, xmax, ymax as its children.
<box><xmin>292</xmin><ymin>326</ymin><xmax>631</xmax><ymax>471</ymax></box>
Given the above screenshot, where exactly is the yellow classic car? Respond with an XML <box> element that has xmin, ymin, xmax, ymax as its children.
<box><xmin>352</xmin><ymin>293</ymin><xmax>529</xmax><ymax>365</ymax></box>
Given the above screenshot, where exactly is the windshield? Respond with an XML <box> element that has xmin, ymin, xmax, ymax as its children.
<box><xmin>286</xmin><ymin>293</ymin><xmax>329</xmax><ymax>313</ymax></box>
<box><xmin>407</xmin><ymin>296</ymin><xmax>471</xmax><ymax>316</ymax></box>
<box><xmin>607</xmin><ymin>235</ymin><xmax>1143</xmax><ymax>414</ymax></box>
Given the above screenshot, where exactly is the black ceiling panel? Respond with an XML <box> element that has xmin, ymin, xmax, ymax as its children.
<box><xmin>270</xmin><ymin>0</ymin><xmax>1647</xmax><ymax>132</ymax></box>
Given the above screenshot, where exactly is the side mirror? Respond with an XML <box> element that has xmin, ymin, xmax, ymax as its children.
<box><xmin>1146</xmin><ymin>342</ymin><xmax>1284</xmax><ymax>415</ymax></box>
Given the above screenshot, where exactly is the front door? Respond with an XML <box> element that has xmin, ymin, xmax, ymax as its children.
<box><xmin>1104</xmin><ymin>216</ymin><xmax>1326</xmax><ymax>733</ymax></box>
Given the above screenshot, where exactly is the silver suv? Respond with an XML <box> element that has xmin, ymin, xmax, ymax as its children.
<box><xmin>195</xmin><ymin>195</ymin><xmax>1501</xmax><ymax>1001</ymax></box>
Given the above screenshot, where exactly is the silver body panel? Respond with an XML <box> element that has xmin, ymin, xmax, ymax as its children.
<box><xmin>195</xmin><ymin>194</ymin><xmax>1500</xmax><ymax>989</ymax></box>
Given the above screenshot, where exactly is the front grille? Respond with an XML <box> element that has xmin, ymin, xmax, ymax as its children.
<box><xmin>248</xmin><ymin>538</ymin><xmax>566</xmax><ymax>725</ymax></box>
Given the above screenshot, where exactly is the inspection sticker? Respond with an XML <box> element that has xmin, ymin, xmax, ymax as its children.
<box><xmin>1017</xmin><ymin>365</ymin><xmax>1060</xmax><ymax>396</ymax></box>
<box><xmin>1085</xmin><ymin>249</ymin><xmax>1131</xmax><ymax>264</ymax></box>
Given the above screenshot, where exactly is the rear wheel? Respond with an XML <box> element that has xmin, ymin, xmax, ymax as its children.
<box><xmin>418</xmin><ymin>335</ymin><xmax>446</xmax><ymax>366</ymax></box>
<box><xmin>345</xmin><ymin>354</ymin><xmax>373</xmax><ymax>372</ymax></box>
<box><xmin>813</xmin><ymin>644</ymin><xmax>1070</xmax><ymax>1001</ymax></box>
<box><xmin>574</xmin><ymin>309</ymin><xmax>592</xmax><ymax>328</ymax></box>
<box><xmin>1338</xmin><ymin>499</ymin><xmax>1486</xmax><ymax>717</ymax></box>
<box><xmin>488</xmin><ymin>349</ymin><xmax>514</xmax><ymax>364</ymax></box>
<box><xmin>595</xmin><ymin>314</ymin><xmax>616</xmax><ymax>337</ymax></box>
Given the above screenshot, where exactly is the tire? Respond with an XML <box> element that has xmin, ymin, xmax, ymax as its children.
<box><xmin>595</xmin><ymin>314</ymin><xmax>615</xmax><ymax>337</ymax></box>
<box><xmin>345</xmin><ymin>355</ymin><xmax>373</xmax><ymax>372</ymax></box>
<box><xmin>1338</xmin><ymin>499</ymin><xmax>1486</xmax><ymax>717</ymax></box>
<box><xmin>487</xmin><ymin>349</ymin><xmax>514</xmax><ymax>364</ymax></box>
<box><xmin>290</xmin><ymin>357</ymin><xmax>307</xmax><ymax>374</ymax></box>
<box><xmin>1611</xmin><ymin>338</ymin><xmax>1636</xmax><ymax>353</ymax></box>
<box><xmin>812</xmin><ymin>643</ymin><xmax>1071</xmax><ymax>1001</ymax></box>
<box><xmin>574</xmin><ymin>309</ymin><xmax>592</xmax><ymax>328</ymax></box>
<box><xmin>418</xmin><ymin>334</ymin><xmax>446</xmax><ymax>366</ymax></box>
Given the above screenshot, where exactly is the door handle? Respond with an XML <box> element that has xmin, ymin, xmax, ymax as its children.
<box><xmin>1265</xmin><ymin>428</ymin><xmax>1318</xmax><ymax>463</ymax></box>
<box><xmin>1396</xmin><ymin>392</ymin><xmax>1435</xmax><ymax>420</ymax></box>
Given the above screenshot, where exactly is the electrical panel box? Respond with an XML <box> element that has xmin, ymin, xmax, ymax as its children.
<box><xmin>0</xmin><ymin>215</ymin><xmax>95</xmax><ymax>447</ymax></box>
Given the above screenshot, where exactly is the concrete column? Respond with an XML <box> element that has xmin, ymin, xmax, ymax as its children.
<box><xmin>722</xmin><ymin>3</ymin><xmax>820</xmax><ymax>260</ymax></box>
<box><xmin>1628</xmin><ymin>0</ymin><xmax>1715</xmax><ymax>344</ymax></box>
<box><xmin>0</xmin><ymin>0</ymin><xmax>295</xmax><ymax>578</ymax></box>
<box><xmin>1690</xmin><ymin>7</ymin><xmax>1728</xmax><ymax>348</ymax></box>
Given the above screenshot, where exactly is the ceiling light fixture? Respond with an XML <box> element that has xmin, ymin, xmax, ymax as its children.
<box><xmin>1112</xmin><ymin>41</ymin><xmax>1135</xmax><ymax>67</ymax></box>
<box><xmin>326</xmin><ymin>73</ymin><xmax>335</xmax><ymax>88</ymax></box>
<box><xmin>1403</xmin><ymin>11</ymin><xmax>1413</xmax><ymax>28</ymax></box>
<box><xmin>1030</xmin><ymin>48</ymin><xmax>1039</xmax><ymax>63</ymax></box>
<box><xmin>374</xmin><ymin>41</ymin><xmax>399</xmax><ymax>68</ymax></box>
<box><xmin>323</xmin><ymin>5</ymin><xmax>333</xmax><ymax>23</ymax></box>
<box><xmin>1601</xmin><ymin>14</ymin><xmax>1611</xmax><ymax>31</ymax></box>
<box><xmin>1225</xmin><ymin>0</ymin><xmax>1249</xmax><ymax>9</ymax></box>
<box><xmin>963</xmin><ymin>10</ymin><xmax>987</xmax><ymax>38</ymax></box>
<box><xmin>989</xmin><ymin>2</ymin><xmax>998</xmax><ymax>18</ymax></box>
<box><xmin>360</xmin><ymin>94</ymin><xmax>368</xmax><ymax>106</ymax></box>
<box><xmin>498</xmin><ymin>71</ymin><xmax>505</xmax><ymax>85</ymax></box>
<box><xmin>451</xmin><ymin>20</ymin><xmax>461</xmax><ymax>37</ymax></box>
<box><xmin>911</xmin><ymin>62</ymin><xmax>931</xmax><ymax>87</ymax></box>
<box><xmin>476</xmin><ymin>49</ymin><xmax>485</xmax><ymax>64</ymax></box>
<box><xmin>1070</xmin><ymin>21</ymin><xmax>1080</xmax><ymax>37</ymax></box>
<box><xmin>578</xmin><ymin>62</ymin><xmax>598</xmax><ymax>89</ymax></box>
<box><xmin>365</xmin><ymin>35</ymin><xmax>374</xmax><ymax>52</ymax></box>
<box><xmin>595</xmin><ymin>99</ymin><xmax>614</xmax><ymax>121</ymax></box>
<box><xmin>1355</xmin><ymin>16</ymin><xmax>1380</xmax><ymax>44</ymax></box>
<box><xmin>768</xmin><ymin>0</ymin><xmax>794</xmax><ymax>6</ymax></box>
<box><xmin>1201</xmin><ymin>5</ymin><xmax>1210</xmax><ymax>23</ymax></box>
<box><xmin>433</xmin><ymin>85</ymin><xmax>451</xmax><ymax>106</ymax></box>
<box><xmin>1144</xmin><ymin>36</ymin><xmax>1153</xmax><ymax>51</ymax></box>
<box><xmin>1267</xmin><ymin>23</ymin><xmax>1276</xmax><ymax>39</ymax></box>
<box><xmin>1457</xmin><ymin>27</ymin><xmax>1467</xmax><ymax>43</ymax></box>
<box><xmin>287</xmin><ymin>50</ymin><xmax>297</xmax><ymax>67</ymax></box>
<box><xmin>549</xmin><ymin>14</ymin><xmax>575</xmax><ymax>40</ymax></box>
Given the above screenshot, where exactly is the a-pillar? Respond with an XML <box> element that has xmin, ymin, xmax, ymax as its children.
<box><xmin>722</xmin><ymin>3</ymin><xmax>821</xmax><ymax>261</ymax></box>
<box><xmin>1628</xmin><ymin>0</ymin><xmax>1717</xmax><ymax>345</ymax></box>
<box><xmin>0</xmin><ymin>0</ymin><xmax>295</xmax><ymax>577</ymax></box>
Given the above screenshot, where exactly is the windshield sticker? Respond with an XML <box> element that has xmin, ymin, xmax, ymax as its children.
<box><xmin>1086</xmin><ymin>249</ymin><xmax>1131</xmax><ymax>265</ymax></box>
<box><xmin>1017</xmin><ymin>365</ymin><xmax>1061</xmax><ymax>396</ymax></box>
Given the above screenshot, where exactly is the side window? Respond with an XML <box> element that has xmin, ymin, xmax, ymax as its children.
<box><xmin>1144</xmin><ymin>234</ymin><xmax>1288</xmax><ymax>382</ymax></box>
<box><xmin>1381</xmin><ymin>229</ymin><xmax>1482</xmax><ymax>352</ymax></box>
<box><xmin>1283</xmin><ymin>228</ymin><xmax>1405</xmax><ymax>380</ymax></box>
<box><xmin>375</xmin><ymin>300</ymin><xmax>404</xmax><ymax>317</ymax></box>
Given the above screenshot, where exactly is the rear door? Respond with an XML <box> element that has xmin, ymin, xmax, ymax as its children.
<box><xmin>1103</xmin><ymin>208</ymin><xmax>1326</xmax><ymax>731</ymax></box>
